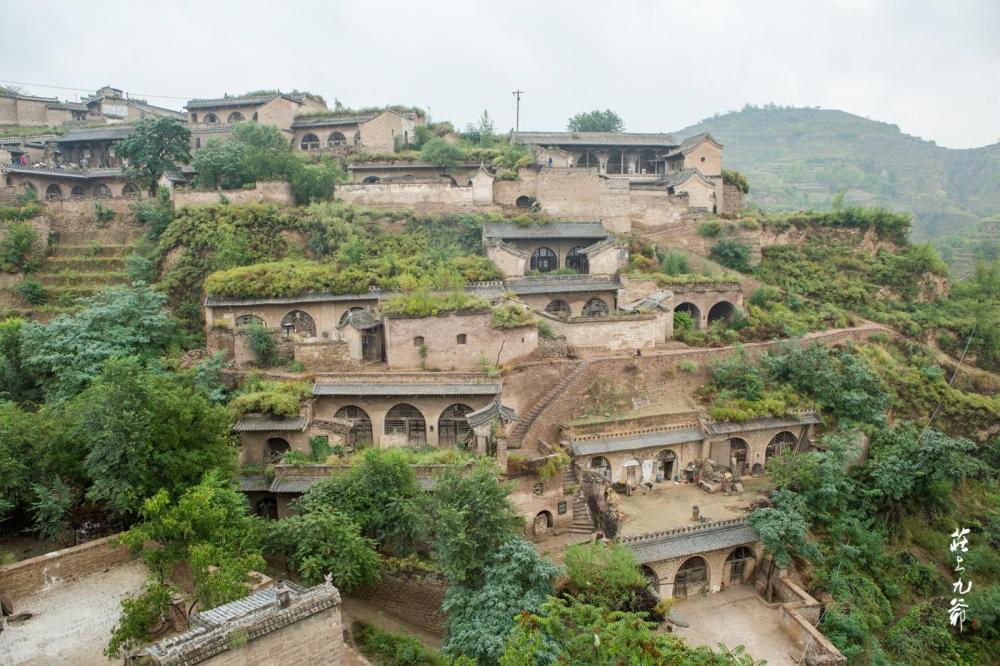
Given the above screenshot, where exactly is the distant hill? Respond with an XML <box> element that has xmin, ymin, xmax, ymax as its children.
<box><xmin>674</xmin><ymin>106</ymin><xmax>1000</xmax><ymax>242</ymax></box>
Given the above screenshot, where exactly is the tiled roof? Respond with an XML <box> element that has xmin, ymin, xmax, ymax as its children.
<box><xmin>621</xmin><ymin>290</ymin><xmax>673</xmax><ymax>313</ymax></box>
<box><xmin>313</xmin><ymin>382</ymin><xmax>501</xmax><ymax>397</ymax></box>
<box><xmin>570</xmin><ymin>426</ymin><xmax>705</xmax><ymax>456</ymax></box>
<box><xmin>235</xmin><ymin>476</ymin><xmax>271</xmax><ymax>492</ymax></box>
<box><xmin>620</xmin><ymin>519</ymin><xmax>758</xmax><ymax>564</ymax></box>
<box><xmin>348</xmin><ymin>160</ymin><xmax>483</xmax><ymax>170</ymax></box>
<box><xmin>665</xmin><ymin>133</ymin><xmax>722</xmax><ymax>158</ymax></box>
<box><xmin>505</xmin><ymin>274</ymin><xmax>621</xmax><ymax>295</ymax></box>
<box><xmin>193</xmin><ymin>583</ymin><xmax>307</xmax><ymax>628</ymax></box>
<box><xmin>0</xmin><ymin>164</ymin><xmax>126</xmax><ymax>180</ymax></box>
<box><xmin>47</xmin><ymin>101</ymin><xmax>88</xmax><ymax>111</ymax></box>
<box><xmin>233</xmin><ymin>415</ymin><xmax>308</xmax><ymax>432</ymax></box>
<box><xmin>269</xmin><ymin>476</ymin><xmax>328</xmax><ymax>494</ymax></box>
<box><xmin>204</xmin><ymin>291</ymin><xmax>380</xmax><ymax>307</ymax></box>
<box><xmin>662</xmin><ymin>168</ymin><xmax>710</xmax><ymax>189</ymax></box>
<box><xmin>466</xmin><ymin>400</ymin><xmax>518</xmax><ymax>428</ymax></box>
<box><xmin>55</xmin><ymin>126</ymin><xmax>135</xmax><ymax>143</ymax></box>
<box><xmin>338</xmin><ymin>308</ymin><xmax>381</xmax><ymax>331</ymax></box>
<box><xmin>483</xmin><ymin>221</ymin><xmax>608</xmax><ymax>240</ymax></box>
<box><xmin>186</xmin><ymin>92</ymin><xmax>305</xmax><ymax>110</ymax></box>
<box><xmin>703</xmin><ymin>411</ymin><xmax>821</xmax><ymax>436</ymax></box>
<box><xmin>292</xmin><ymin>113</ymin><xmax>377</xmax><ymax>128</ymax></box>
<box><xmin>514</xmin><ymin>131</ymin><xmax>677</xmax><ymax>147</ymax></box>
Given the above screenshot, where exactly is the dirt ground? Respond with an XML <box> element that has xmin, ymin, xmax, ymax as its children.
<box><xmin>616</xmin><ymin>477</ymin><xmax>772</xmax><ymax>537</ymax></box>
<box><xmin>668</xmin><ymin>586</ymin><xmax>800</xmax><ymax>665</ymax></box>
<box><xmin>1</xmin><ymin>560</ymin><xmax>148</xmax><ymax>665</ymax></box>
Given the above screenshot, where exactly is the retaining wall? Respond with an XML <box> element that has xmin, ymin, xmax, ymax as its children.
<box><xmin>0</xmin><ymin>535</ymin><xmax>131</xmax><ymax>601</ymax></box>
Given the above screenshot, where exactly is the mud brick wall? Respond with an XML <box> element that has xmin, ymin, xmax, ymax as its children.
<box><xmin>173</xmin><ymin>180</ymin><xmax>294</xmax><ymax>207</ymax></box>
<box><xmin>0</xmin><ymin>535</ymin><xmax>131</xmax><ymax>601</ymax></box>
<box><xmin>351</xmin><ymin>571</ymin><xmax>449</xmax><ymax>636</ymax></box>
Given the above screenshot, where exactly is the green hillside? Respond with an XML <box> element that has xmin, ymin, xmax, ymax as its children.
<box><xmin>674</xmin><ymin>106</ymin><xmax>1000</xmax><ymax>244</ymax></box>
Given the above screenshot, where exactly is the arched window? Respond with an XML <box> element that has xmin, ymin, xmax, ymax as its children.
<box><xmin>335</xmin><ymin>406</ymin><xmax>373</xmax><ymax>448</ymax></box>
<box><xmin>122</xmin><ymin>183</ymin><xmax>139</xmax><ymax>198</ymax></box>
<box><xmin>300</xmin><ymin>133</ymin><xmax>320</xmax><ymax>151</ymax></box>
<box><xmin>674</xmin><ymin>556</ymin><xmax>708</xmax><ymax>598</ymax></box>
<box><xmin>70</xmin><ymin>185</ymin><xmax>85</xmax><ymax>198</ymax></box>
<box><xmin>45</xmin><ymin>184</ymin><xmax>62</xmax><ymax>200</ymax></box>
<box><xmin>385</xmin><ymin>404</ymin><xmax>426</xmax><ymax>446</ymax></box>
<box><xmin>529</xmin><ymin>247</ymin><xmax>558</xmax><ymax>273</ymax></box>
<box><xmin>765</xmin><ymin>431</ymin><xmax>797</xmax><ymax>462</ymax></box>
<box><xmin>280</xmin><ymin>310</ymin><xmax>316</xmax><ymax>337</ymax></box>
<box><xmin>583</xmin><ymin>298</ymin><xmax>609</xmax><ymax>317</ymax></box>
<box><xmin>707</xmin><ymin>301</ymin><xmax>736</xmax><ymax>326</ymax></box>
<box><xmin>204</xmin><ymin>113</ymin><xmax>219</xmax><ymax>124</ymax></box>
<box><xmin>235</xmin><ymin>314</ymin><xmax>265</xmax><ymax>328</ymax></box>
<box><xmin>544</xmin><ymin>299</ymin><xmax>571</xmax><ymax>318</ymax></box>
<box><xmin>673</xmin><ymin>302</ymin><xmax>701</xmax><ymax>330</ymax></box>
<box><xmin>574</xmin><ymin>150</ymin><xmax>600</xmax><ymax>168</ymax></box>
<box><xmin>590</xmin><ymin>456</ymin><xmax>611</xmax><ymax>481</ymax></box>
<box><xmin>328</xmin><ymin>131</ymin><xmax>347</xmax><ymax>147</ymax></box>
<box><xmin>265</xmin><ymin>437</ymin><xmax>290</xmax><ymax>464</ymax></box>
<box><xmin>362</xmin><ymin>176</ymin><xmax>380</xmax><ymax>184</ymax></box>
<box><xmin>515</xmin><ymin>195</ymin><xmax>533</xmax><ymax>209</ymax></box>
<box><xmin>227</xmin><ymin>111</ymin><xmax>245</xmax><ymax>124</ymax></box>
<box><xmin>438</xmin><ymin>404</ymin><xmax>473</xmax><ymax>447</ymax></box>
<box><xmin>726</xmin><ymin>546</ymin><xmax>755</xmax><ymax>585</ymax></box>
<box><xmin>93</xmin><ymin>184</ymin><xmax>112</xmax><ymax>198</ymax></box>
<box><xmin>566</xmin><ymin>246</ymin><xmax>589</xmax><ymax>274</ymax></box>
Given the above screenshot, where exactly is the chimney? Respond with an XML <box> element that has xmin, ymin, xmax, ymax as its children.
<box><xmin>275</xmin><ymin>581</ymin><xmax>290</xmax><ymax>609</ymax></box>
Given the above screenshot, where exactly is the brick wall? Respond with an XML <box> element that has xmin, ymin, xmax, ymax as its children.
<box><xmin>294</xmin><ymin>339</ymin><xmax>355</xmax><ymax>371</ymax></box>
<box><xmin>351</xmin><ymin>571</ymin><xmax>448</xmax><ymax>636</ymax></box>
<box><xmin>722</xmin><ymin>183</ymin><xmax>744</xmax><ymax>214</ymax></box>
<box><xmin>173</xmin><ymin>181</ymin><xmax>294</xmax><ymax>207</ymax></box>
<box><xmin>0</xmin><ymin>535</ymin><xmax>132</xmax><ymax>601</ymax></box>
<box><xmin>544</xmin><ymin>313</ymin><xmax>660</xmax><ymax>352</ymax></box>
<box><xmin>336</xmin><ymin>182</ymin><xmax>502</xmax><ymax>215</ymax></box>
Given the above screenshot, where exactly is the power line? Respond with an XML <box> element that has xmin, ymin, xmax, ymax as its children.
<box><xmin>0</xmin><ymin>79</ymin><xmax>191</xmax><ymax>101</ymax></box>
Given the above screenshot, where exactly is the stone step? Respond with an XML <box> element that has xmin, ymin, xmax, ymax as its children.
<box><xmin>48</xmin><ymin>244</ymin><xmax>133</xmax><ymax>258</ymax></box>
<box><xmin>35</xmin><ymin>271</ymin><xmax>128</xmax><ymax>286</ymax></box>
<box><xmin>42</xmin><ymin>256</ymin><xmax>127</xmax><ymax>271</ymax></box>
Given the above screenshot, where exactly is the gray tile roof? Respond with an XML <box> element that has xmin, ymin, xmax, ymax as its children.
<box><xmin>233</xmin><ymin>415</ymin><xmax>308</xmax><ymax>433</ymax></box>
<box><xmin>665</xmin><ymin>133</ymin><xmax>721</xmax><ymax>158</ymax></box>
<box><xmin>313</xmin><ymin>382</ymin><xmax>501</xmax><ymax>397</ymax></box>
<box><xmin>662</xmin><ymin>168</ymin><xmax>710</xmax><ymax>189</ymax></box>
<box><xmin>204</xmin><ymin>291</ymin><xmax>380</xmax><ymax>307</ymax></box>
<box><xmin>483</xmin><ymin>221</ymin><xmax>608</xmax><ymax>240</ymax></box>
<box><xmin>466</xmin><ymin>400</ymin><xmax>518</xmax><ymax>428</ymax></box>
<box><xmin>703</xmin><ymin>411</ymin><xmax>821</xmax><ymax>436</ymax></box>
<box><xmin>55</xmin><ymin>126</ymin><xmax>135</xmax><ymax>143</ymax></box>
<box><xmin>269</xmin><ymin>476</ymin><xmax>328</xmax><ymax>494</ymax></box>
<box><xmin>192</xmin><ymin>583</ymin><xmax>306</xmax><ymax>628</ymax></box>
<box><xmin>570</xmin><ymin>426</ymin><xmax>705</xmax><ymax>457</ymax></box>
<box><xmin>236</xmin><ymin>476</ymin><xmax>271</xmax><ymax>492</ymax></box>
<box><xmin>338</xmin><ymin>308</ymin><xmax>381</xmax><ymax>331</ymax></box>
<box><xmin>0</xmin><ymin>164</ymin><xmax>127</xmax><ymax>180</ymax></box>
<box><xmin>292</xmin><ymin>113</ymin><xmax>377</xmax><ymax>128</ymax></box>
<box><xmin>506</xmin><ymin>274</ymin><xmax>621</xmax><ymax>295</ymax></box>
<box><xmin>621</xmin><ymin>290</ymin><xmax>673</xmax><ymax>313</ymax></box>
<box><xmin>348</xmin><ymin>160</ymin><xmax>483</xmax><ymax>170</ymax></box>
<box><xmin>186</xmin><ymin>92</ymin><xmax>305</xmax><ymax>110</ymax></box>
<box><xmin>620</xmin><ymin>519</ymin><xmax>758</xmax><ymax>564</ymax></box>
<box><xmin>514</xmin><ymin>131</ymin><xmax>677</xmax><ymax>147</ymax></box>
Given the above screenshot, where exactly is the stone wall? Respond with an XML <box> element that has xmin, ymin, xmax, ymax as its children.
<box><xmin>721</xmin><ymin>183</ymin><xmax>744</xmax><ymax>215</ymax></box>
<box><xmin>351</xmin><ymin>570</ymin><xmax>448</xmax><ymax>636</ymax></box>
<box><xmin>541</xmin><ymin>311</ymin><xmax>663</xmax><ymax>352</ymax></box>
<box><xmin>506</xmin><ymin>474</ymin><xmax>574</xmax><ymax>536</ymax></box>
<box><xmin>0</xmin><ymin>535</ymin><xmax>132</xmax><ymax>601</ymax></box>
<box><xmin>293</xmin><ymin>339</ymin><xmax>356</xmax><ymax>371</ymax></box>
<box><xmin>173</xmin><ymin>180</ymin><xmax>294</xmax><ymax>207</ymax></box>
<box><xmin>336</xmin><ymin>181</ymin><xmax>500</xmax><ymax>215</ymax></box>
<box><xmin>754</xmin><ymin>567</ymin><xmax>847</xmax><ymax>665</ymax></box>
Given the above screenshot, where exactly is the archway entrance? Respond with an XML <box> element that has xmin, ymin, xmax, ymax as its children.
<box><xmin>533</xmin><ymin>511</ymin><xmax>553</xmax><ymax>537</ymax></box>
<box><xmin>656</xmin><ymin>449</ymin><xmax>676</xmax><ymax>482</ymax></box>
<box><xmin>707</xmin><ymin>301</ymin><xmax>736</xmax><ymax>326</ymax></box>
<box><xmin>726</xmin><ymin>546</ymin><xmax>755</xmax><ymax>585</ymax></box>
<box><xmin>265</xmin><ymin>437</ymin><xmax>290</xmax><ymax>463</ymax></box>
<box><xmin>642</xmin><ymin>565</ymin><xmax>660</xmax><ymax>596</ymax></box>
<box><xmin>729</xmin><ymin>438</ymin><xmax>749</xmax><ymax>476</ymax></box>
<box><xmin>530</xmin><ymin>247</ymin><xmax>558</xmax><ymax>273</ymax></box>
<box><xmin>438</xmin><ymin>404</ymin><xmax>473</xmax><ymax>447</ymax></box>
<box><xmin>765</xmin><ymin>431</ymin><xmax>797</xmax><ymax>463</ymax></box>
<box><xmin>590</xmin><ymin>456</ymin><xmax>610</xmax><ymax>481</ymax></box>
<box><xmin>255</xmin><ymin>497</ymin><xmax>278</xmax><ymax>520</ymax></box>
<box><xmin>281</xmin><ymin>310</ymin><xmax>316</xmax><ymax>337</ymax></box>
<box><xmin>385</xmin><ymin>404</ymin><xmax>426</xmax><ymax>446</ymax></box>
<box><xmin>674</xmin><ymin>556</ymin><xmax>708</xmax><ymax>598</ymax></box>
<box><xmin>335</xmin><ymin>406</ymin><xmax>373</xmax><ymax>448</ymax></box>
<box><xmin>674</xmin><ymin>302</ymin><xmax>701</xmax><ymax>330</ymax></box>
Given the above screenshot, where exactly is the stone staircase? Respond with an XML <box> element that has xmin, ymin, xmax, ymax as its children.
<box><xmin>560</xmin><ymin>463</ymin><xmax>595</xmax><ymax>535</ymax></box>
<box><xmin>507</xmin><ymin>360</ymin><xmax>590</xmax><ymax>449</ymax></box>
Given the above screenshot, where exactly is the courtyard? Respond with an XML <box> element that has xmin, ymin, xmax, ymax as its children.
<box><xmin>616</xmin><ymin>476</ymin><xmax>772</xmax><ymax>537</ymax></box>
<box><xmin>668</xmin><ymin>586</ymin><xmax>800</xmax><ymax>665</ymax></box>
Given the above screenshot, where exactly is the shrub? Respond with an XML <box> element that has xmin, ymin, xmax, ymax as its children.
<box><xmin>94</xmin><ymin>202</ymin><xmax>115</xmax><ymax>225</ymax></box>
<box><xmin>678</xmin><ymin>360</ymin><xmax>698</xmax><ymax>373</ymax></box>
<box><xmin>15</xmin><ymin>277</ymin><xmax>45</xmax><ymax>305</ymax></box>
<box><xmin>265</xmin><ymin>510</ymin><xmax>380</xmax><ymax>590</ymax></box>
<box><xmin>491</xmin><ymin>301</ymin><xmax>536</xmax><ymax>329</ymax></box>
<box><xmin>228</xmin><ymin>378</ymin><xmax>311</xmax><ymax>416</ymax></box>
<box><xmin>384</xmin><ymin>291</ymin><xmax>488</xmax><ymax>317</ymax></box>
<box><xmin>0</xmin><ymin>221</ymin><xmax>40</xmax><ymax>272</ymax></box>
<box><xmin>131</xmin><ymin>187</ymin><xmax>173</xmax><ymax>240</ymax></box>
<box><xmin>244</xmin><ymin>323</ymin><xmax>279</xmax><ymax>367</ymax></box>
<box><xmin>353</xmin><ymin>621</ymin><xmax>451</xmax><ymax>666</ymax></box>
<box><xmin>697</xmin><ymin>220</ymin><xmax>723</xmax><ymax>237</ymax></box>
<box><xmin>722</xmin><ymin>168</ymin><xmax>750</xmax><ymax>193</ymax></box>
<box><xmin>419</xmin><ymin>138</ymin><xmax>465</xmax><ymax>169</ymax></box>
<box><xmin>710</xmin><ymin>239</ymin><xmax>752</xmax><ymax>272</ymax></box>
<box><xmin>537</xmin><ymin>320</ymin><xmax>556</xmax><ymax>339</ymax></box>
<box><xmin>287</xmin><ymin>360</ymin><xmax>305</xmax><ymax>373</ymax></box>
<box><xmin>673</xmin><ymin>310</ymin><xmax>694</xmax><ymax>332</ymax></box>
<box><xmin>124</xmin><ymin>254</ymin><xmax>157</xmax><ymax>283</ymax></box>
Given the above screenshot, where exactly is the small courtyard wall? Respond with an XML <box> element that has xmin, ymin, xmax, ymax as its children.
<box><xmin>173</xmin><ymin>180</ymin><xmax>294</xmax><ymax>207</ymax></box>
<box><xmin>0</xmin><ymin>535</ymin><xmax>132</xmax><ymax>601</ymax></box>
<box><xmin>721</xmin><ymin>182</ymin><xmax>745</xmax><ymax>214</ymax></box>
<box><xmin>754</xmin><ymin>567</ymin><xmax>847</xmax><ymax>665</ymax></box>
<box><xmin>540</xmin><ymin>311</ymin><xmax>662</xmax><ymax>352</ymax></box>
<box><xmin>384</xmin><ymin>310</ymin><xmax>538</xmax><ymax>371</ymax></box>
<box><xmin>351</xmin><ymin>570</ymin><xmax>448</xmax><ymax>636</ymax></box>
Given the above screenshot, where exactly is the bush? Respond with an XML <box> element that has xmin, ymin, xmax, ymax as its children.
<box><xmin>131</xmin><ymin>187</ymin><xmax>174</xmax><ymax>240</ymax></box>
<box><xmin>697</xmin><ymin>220</ymin><xmax>723</xmax><ymax>237</ymax></box>
<box><xmin>384</xmin><ymin>291</ymin><xmax>488</xmax><ymax>318</ymax></box>
<box><xmin>0</xmin><ymin>221</ymin><xmax>40</xmax><ymax>272</ymax></box>
<box><xmin>228</xmin><ymin>378</ymin><xmax>311</xmax><ymax>416</ymax></box>
<box><xmin>244</xmin><ymin>323</ymin><xmax>279</xmax><ymax>367</ymax></box>
<box><xmin>722</xmin><ymin>168</ymin><xmax>750</xmax><ymax>193</ymax></box>
<box><xmin>353</xmin><ymin>621</ymin><xmax>451</xmax><ymax>666</ymax></box>
<box><xmin>94</xmin><ymin>202</ymin><xmax>115</xmax><ymax>225</ymax></box>
<box><xmin>537</xmin><ymin>320</ymin><xmax>556</xmax><ymax>339</ymax></box>
<box><xmin>419</xmin><ymin>138</ymin><xmax>465</xmax><ymax>169</ymax></box>
<box><xmin>710</xmin><ymin>239</ymin><xmax>752</xmax><ymax>272</ymax></box>
<box><xmin>678</xmin><ymin>360</ymin><xmax>698</xmax><ymax>373</ymax></box>
<box><xmin>491</xmin><ymin>301</ymin><xmax>536</xmax><ymax>329</ymax></box>
<box><xmin>15</xmin><ymin>277</ymin><xmax>45</xmax><ymax>305</ymax></box>
<box><xmin>124</xmin><ymin>254</ymin><xmax>157</xmax><ymax>283</ymax></box>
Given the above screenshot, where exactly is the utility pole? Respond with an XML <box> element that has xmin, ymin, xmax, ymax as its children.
<box><xmin>512</xmin><ymin>89</ymin><xmax>523</xmax><ymax>132</ymax></box>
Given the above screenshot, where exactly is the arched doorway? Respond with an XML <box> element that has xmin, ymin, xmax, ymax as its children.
<box><xmin>544</xmin><ymin>299</ymin><xmax>571</xmax><ymax>318</ymax></box>
<box><xmin>674</xmin><ymin>302</ymin><xmax>701</xmax><ymax>330</ymax></box>
<box><xmin>590</xmin><ymin>456</ymin><xmax>611</xmax><ymax>481</ymax></box>
<box><xmin>566</xmin><ymin>246</ymin><xmax>589</xmax><ymax>274</ymax></box>
<box><xmin>300</xmin><ymin>133</ymin><xmax>320</xmax><ymax>151</ymax></box>
<box><xmin>265</xmin><ymin>437</ymin><xmax>290</xmax><ymax>463</ymax></box>
<box><xmin>255</xmin><ymin>497</ymin><xmax>278</xmax><ymax>520</ymax></box>
<box><xmin>765</xmin><ymin>431</ymin><xmax>797</xmax><ymax>463</ymax></box>
<box><xmin>70</xmin><ymin>185</ymin><xmax>85</xmax><ymax>198</ymax></box>
<box><xmin>729</xmin><ymin>438</ymin><xmax>749</xmax><ymax>476</ymax></box>
<box><xmin>45</xmin><ymin>184</ymin><xmax>62</xmax><ymax>200</ymax></box>
<box><xmin>235</xmin><ymin>314</ymin><xmax>265</xmax><ymax>328</ymax></box>
<box><xmin>707</xmin><ymin>301</ymin><xmax>736</xmax><ymax>326</ymax></box>
<box><xmin>438</xmin><ymin>404</ymin><xmax>473</xmax><ymax>447</ymax></box>
<box><xmin>533</xmin><ymin>510</ymin><xmax>553</xmax><ymax>537</ymax></box>
<box><xmin>328</xmin><ymin>132</ymin><xmax>347</xmax><ymax>147</ymax></box>
<box><xmin>726</xmin><ymin>546</ymin><xmax>755</xmax><ymax>585</ymax></box>
<box><xmin>122</xmin><ymin>183</ymin><xmax>139</xmax><ymax>198</ymax></box>
<box><xmin>605</xmin><ymin>150</ymin><xmax>626</xmax><ymax>175</ymax></box>
<box><xmin>280</xmin><ymin>310</ymin><xmax>316</xmax><ymax>337</ymax></box>
<box><xmin>574</xmin><ymin>150</ymin><xmax>600</xmax><ymax>169</ymax></box>
<box><xmin>335</xmin><ymin>406</ymin><xmax>373</xmax><ymax>448</ymax></box>
<box><xmin>362</xmin><ymin>176</ymin><xmax>380</xmax><ymax>184</ymax></box>
<box><xmin>227</xmin><ymin>111</ymin><xmax>245</xmax><ymax>124</ymax></box>
<box><xmin>203</xmin><ymin>113</ymin><xmax>219</xmax><ymax>124</ymax></box>
<box><xmin>656</xmin><ymin>450</ymin><xmax>676</xmax><ymax>482</ymax></box>
<box><xmin>642</xmin><ymin>565</ymin><xmax>660</xmax><ymax>596</ymax></box>
<box><xmin>385</xmin><ymin>403</ymin><xmax>426</xmax><ymax>446</ymax></box>
<box><xmin>582</xmin><ymin>298</ymin><xmax>609</xmax><ymax>317</ymax></box>
<box><xmin>674</xmin><ymin>556</ymin><xmax>708</xmax><ymax>598</ymax></box>
<box><xmin>751</xmin><ymin>462</ymin><xmax>764</xmax><ymax>476</ymax></box>
<box><xmin>529</xmin><ymin>247</ymin><xmax>558</xmax><ymax>273</ymax></box>
<box><xmin>94</xmin><ymin>184</ymin><xmax>112</xmax><ymax>198</ymax></box>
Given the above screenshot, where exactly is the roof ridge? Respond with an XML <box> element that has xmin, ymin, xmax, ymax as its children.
<box><xmin>618</xmin><ymin>517</ymin><xmax>750</xmax><ymax>544</ymax></box>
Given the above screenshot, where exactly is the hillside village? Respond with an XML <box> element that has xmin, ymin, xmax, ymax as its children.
<box><xmin>1</xmin><ymin>81</ymin><xmax>998</xmax><ymax>666</ymax></box>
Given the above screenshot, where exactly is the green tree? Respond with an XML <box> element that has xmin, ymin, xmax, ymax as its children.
<box><xmin>0</xmin><ymin>400</ymin><xmax>51</xmax><ymax>521</ymax></box>
<box><xmin>566</xmin><ymin>110</ymin><xmax>625</xmax><ymax>133</ymax></box>
<box><xmin>265</xmin><ymin>509</ymin><xmax>380</xmax><ymax>591</ymax></box>
<box><xmin>710</xmin><ymin>239</ymin><xmax>752</xmax><ymax>272</ymax></box>
<box><xmin>420</xmin><ymin>138</ymin><xmax>465</xmax><ymax>170</ymax></box>
<box><xmin>0</xmin><ymin>221</ymin><xmax>40</xmax><ymax>272</ymax></box>
<box><xmin>65</xmin><ymin>357</ymin><xmax>233</xmax><ymax>516</ymax></box>
<box><xmin>426</xmin><ymin>461</ymin><xmax>523</xmax><ymax>585</ymax></box>
<box><xmin>746</xmin><ymin>490</ymin><xmax>818</xmax><ymax>601</ymax></box>
<box><xmin>562</xmin><ymin>541</ymin><xmax>647</xmax><ymax>609</ymax></box>
<box><xmin>114</xmin><ymin>117</ymin><xmax>191</xmax><ymax>195</ymax></box>
<box><xmin>0</xmin><ymin>317</ymin><xmax>41</xmax><ymax>404</ymax></box>
<box><xmin>443</xmin><ymin>538</ymin><xmax>560</xmax><ymax>665</ymax></box>
<box><xmin>21</xmin><ymin>283</ymin><xmax>175</xmax><ymax>401</ymax></box>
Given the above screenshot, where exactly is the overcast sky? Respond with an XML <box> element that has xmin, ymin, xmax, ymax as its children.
<box><xmin>3</xmin><ymin>0</ymin><xmax>998</xmax><ymax>148</ymax></box>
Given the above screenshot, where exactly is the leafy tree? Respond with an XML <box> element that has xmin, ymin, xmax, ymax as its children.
<box><xmin>65</xmin><ymin>357</ymin><xmax>233</xmax><ymax>515</ymax></box>
<box><xmin>443</xmin><ymin>538</ymin><xmax>560</xmax><ymax>665</ymax></box>
<box><xmin>265</xmin><ymin>509</ymin><xmax>380</xmax><ymax>591</ymax></box>
<box><xmin>21</xmin><ymin>283</ymin><xmax>176</xmax><ymax>401</ymax></box>
<box><xmin>425</xmin><ymin>461</ymin><xmax>523</xmax><ymax>585</ymax></box>
<box><xmin>746</xmin><ymin>489</ymin><xmax>817</xmax><ymax>601</ymax></box>
<box><xmin>298</xmin><ymin>448</ymin><xmax>424</xmax><ymax>553</ymax></box>
<box><xmin>562</xmin><ymin>541</ymin><xmax>647</xmax><ymax>610</ymax></box>
<box><xmin>0</xmin><ymin>317</ymin><xmax>41</xmax><ymax>404</ymax></box>
<box><xmin>114</xmin><ymin>117</ymin><xmax>191</xmax><ymax>195</ymax></box>
<box><xmin>710</xmin><ymin>239</ymin><xmax>752</xmax><ymax>272</ymax></box>
<box><xmin>463</xmin><ymin>110</ymin><xmax>497</xmax><ymax>146</ymax></box>
<box><xmin>0</xmin><ymin>400</ymin><xmax>46</xmax><ymax>520</ymax></box>
<box><xmin>566</xmin><ymin>110</ymin><xmax>624</xmax><ymax>133</ymax></box>
<box><xmin>131</xmin><ymin>186</ymin><xmax>174</xmax><ymax>240</ymax></box>
<box><xmin>0</xmin><ymin>221</ymin><xmax>40</xmax><ymax>272</ymax></box>
<box><xmin>105</xmin><ymin>582</ymin><xmax>173</xmax><ymax>659</ymax></box>
<box><xmin>420</xmin><ymin>138</ymin><xmax>465</xmax><ymax>170</ymax></box>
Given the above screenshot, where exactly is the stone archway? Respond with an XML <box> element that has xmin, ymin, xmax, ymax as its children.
<box><xmin>674</xmin><ymin>556</ymin><xmax>709</xmax><ymax>598</ymax></box>
<box><xmin>385</xmin><ymin>403</ymin><xmax>426</xmax><ymax>446</ymax></box>
<box><xmin>726</xmin><ymin>546</ymin><xmax>755</xmax><ymax>585</ymax></box>
<box><xmin>438</xmin><ymin>404</ymin><xmax>473</xmax><ymax>447</ymax></box>
<box><xmin>530</xmin><ymin>247</ymin><xmax>558</xmax><ymax>273</ymax></box>
<box><xmin>674</xmin><ymin>302</ymin><xmax>701</xmax><ymax>330</ymax></box>
<box><xmin>545</xmin><ymin>299</ymin><xmax>571</xmax><ymax>318</ymax></box>
<box><xmin>729</xmin><ymin>438</ymin><xmax>749</xmax><ymax>476</ymax></box>
<box><xmin>280</xmin><ymin>310</ymin><xmax>316</xmax><ymax>337</ymax></box>
<box><xmin>707</xmin><ymin>301</ymin><xmax>736</xmax><ymax>326</ymax></box>
<box><xmin>335</xmin><ymin>405</ymin><xmax>373</xmax><ymax>448</ymax></box>
<box><xmin>328</xmin><ymin>132</ymin><xmax>347</xmax><ymax>147</ymax></box>
<box><xmin>582</xmin><ymin>298</ymin><xmax>609</xmax><ymax>317</ymax></box>
<box><xmin>45</xmin><ymin>184</ymin><xmax>62</xmax><ymax>200</ymax></box>
<box><xmin>533</xmin><ymin>510</ymin><xmax>553</xmax><ymax>537</ymax></box>
<box><xmin>255</xmin><ymin>497</ymin><xmax>278</xmax><ymax>520</ymax></box>
<box><xmin>300</xmin><ymin>133</ymin><xmax>320</xmax><ymax>151</ymax></box>
<box><xmin>227</xmin><ymin>111</ymin><xmax>245</xmax><ymax>124</ymax></box>
<box><xmin>590</xmin><ymin>456</ymin><xmax>611</xmax><ymax>481</ymax></box>
<box><xmin>235</xmin><ymin>314</ymin><xmax>265</xmax><ymax>328</ymax></box>
<box><xmin>765</xmin><ymin>431</ymin><xmax>797</xmax><ymax>463</ymax></box>
<box><xmin>265</xmin><ymin>437</ymin><xmax>290</xmax><ymax>463</ymax></box>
